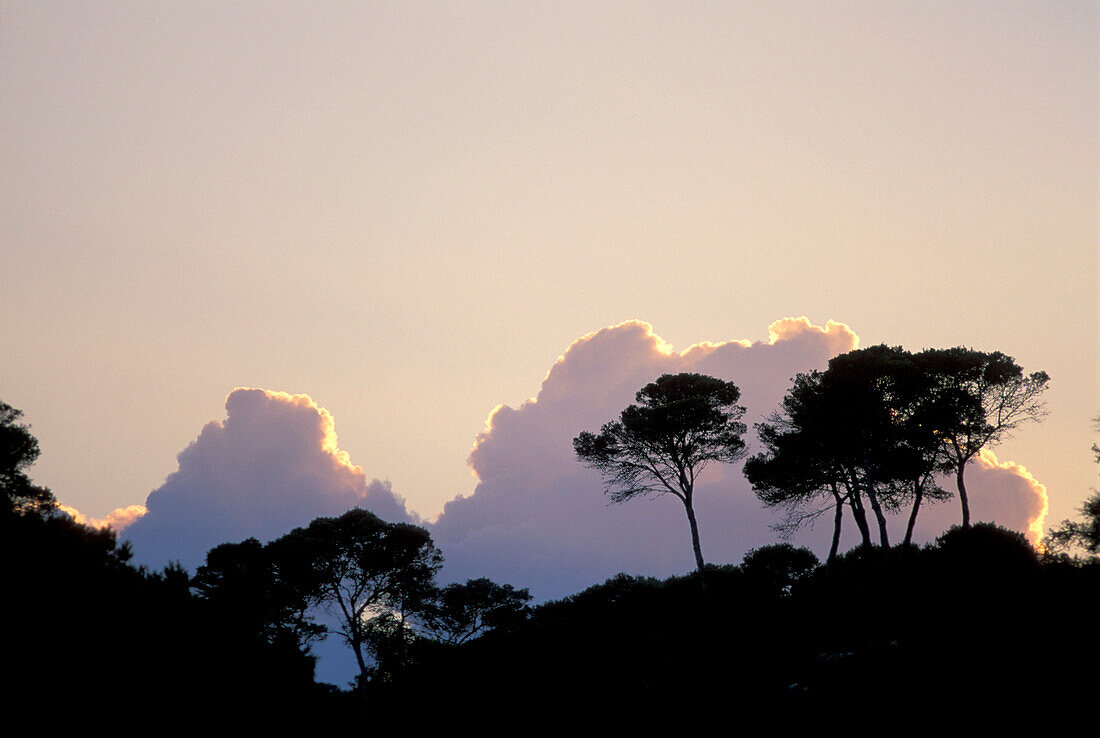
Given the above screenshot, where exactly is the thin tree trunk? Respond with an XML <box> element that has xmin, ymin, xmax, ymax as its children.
<box><xmin>956</xmin><ymin>465</ymin><xmax>971</xmax><ymax>528</ymax></box>
<box><xmin>857</xmin><ymin>447</ymin><xmax>889</xmax><ymax>548</ymax></box>
<box><xmin>830</xmin><ymin>499</ymin><xmax>843</xmax><ymax>561</ymax></box>
<box><xmin>829</xmin><ymin>484</ymin><xmax>844</xmax><ymax>562</ymax></box>
<box><xmin>904</xmin><ymin>480</ymin><xmax>924</xmax><ymax>546</ymax></box>
<box><xmin>865</xmin><ymin>486</ymin><xmax>891</xmax><ymax>549</ymax></box>
<box><xmin>848</xmin><ymin>492</ymin><xmax>873</xmax><ymax>549</ymax></box>
<box><xmin>951</xmin><ymin>440</ymin><xmax>972</xmax><ymax>529</ymax></box>
<box><xmin>683</xmin><ymin>497</ymin><xmax>706</xmax><ymax>575</ymax></box>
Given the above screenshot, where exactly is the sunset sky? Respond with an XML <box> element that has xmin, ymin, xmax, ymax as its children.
<box><xmin>2</xmin><ymin>2</ymin><xmax>1096</xmax><ymax>584</ymax></box>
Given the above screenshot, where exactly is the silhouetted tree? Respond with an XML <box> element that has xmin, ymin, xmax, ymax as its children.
<box><xmin>740</xmin><ymin>543</ymin><xmax>819</xmax><ymax>596</ymax></box>
<box><xmin>1043</xmin><ymin>417</ymin><xmax>1100</xmax><ymax>561</ymax></box>
<box><xmin>193</xmin><ymin>537</ymin><xmax>326</xmax><ymax>654</ymax></box>
<box><xmin>823</xmin><ymin>346</ymin><xmax>956</xmax><ymax>547</ymax></box>
<box><xmin>1045</xmin><ymin>492</ymin><xmax>1100</xmax><ymax>562</ymax></box>
<box><xmin>0</xmin><ymin>401</ymin><xmax>56</xmax><ymax>516</ymax></box>
<box><xmin>933</xmin><ymin>522</ymin><xmax>1038</xmax><ymax>571</ymax></box>
<box><xmin>270</xmin><ymin>509</ymin><xmax>443</xmax><ymax>695</ymax></box>
<box><xmin>879</xmin><ymin>354</ymin><xmax>955</xmax><ymax>545</ymax></box>
<box><xmin>573</xmin><ymin>373</ymin><xmax>747</xmax><ymax>574</ymax></box>
<box><xmin>746</xmin><ymin>347</ymin><xmax>919</xmax><ymax>554</ymax></box>
<box><xmin>914</xmin><ymin>348</ymin><xmax>1049</xmax><ymax>527</ymax></box>
<box><xmin>747</xmin><ymin>346</ymin><xmax>998</xmax><ymax>555</ymax></box>
<box><xmin>418</xmin><ymin>578</ymin><xmax>532</xmax><ymax>645</ymax></box>
<box><xmin>745</xmin><ymin>386</ymin><xmax>855</xmax><ymax>560</ymax></box>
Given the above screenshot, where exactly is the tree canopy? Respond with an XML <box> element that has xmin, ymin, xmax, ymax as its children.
<box><xmin>0</xmin><ymin>402</ymin><xmax>56</xmax><ymax>517</ymax></box>
<box><xmin>1044</xmin><ymin>492</ymin><xmax>1100</xmax><ymax>561</ymax></box>
<box><xmin>746</xmin><ymin>346</ymin><xmax>955</xmax><ymax>557</ymax></box>
<box><xmin>269</xmin><ymin>508</ymin><xmax>443</xmax><ymax>692</ymax></box>
<box><xmin>746</xmin><ymin>345</ymin><xmax>1049</xmax><ymax>555</ymax></box>
<box><xmin>418</xmin><ymin>578</ymin><xmax>533</xmax><ymax>645</ymax></box>
<box><xmin>192</xmin><ymin>537</ymin><xmax>326</xmax><ymax>654</ymax></box>
<box><xmin>573</xmin><ymin>372</ymin><xmax>747</xmax><ymax>574</ymax></box>
<box><xmin>912</xmin><ymin>348</ymin><xmax>1049</xmax><ymax>528</ymax></box>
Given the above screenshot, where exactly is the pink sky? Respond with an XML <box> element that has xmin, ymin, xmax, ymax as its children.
<box><xmin>2</xmin><ymin>3</ymin><xmax>1095</xmax><ymax>552</ymax></box>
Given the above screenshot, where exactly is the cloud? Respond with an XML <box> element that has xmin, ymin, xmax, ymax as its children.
<box><xmin>122</xmin><ymin>388</ymin><xmax>411</xmax><ymax>571</ymax></box>
<box><xmin>57</xmin><ymin>503</ymin><xmax>148</xmax><ymax>532</ymax></box>
<box><xmin>913</xmin><ymin>449</ymin><xmax>1049</xmax><ymax>545</ymax></box>
<box><xmin>430</xmin><ymin>318</ymin><xmax>1049</xmax><ymax>600</ymax></box>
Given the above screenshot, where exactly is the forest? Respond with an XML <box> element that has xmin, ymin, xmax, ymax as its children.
<box><xmin>4</xmin><ymin>345</ymin><xmax>1097</xmax><ymax>728</ymax></box>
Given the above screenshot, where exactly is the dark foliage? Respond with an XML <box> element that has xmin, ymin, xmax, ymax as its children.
<box><xmin>746</xmin><ymin>345</ymin><xmax>1049</xmax><ymax>561</ymax></box>
<box><xmin>1044</xmin><ymin>491</ymin><xmax>1100</xmax><ymax>560</ymax></box>
<box><xmin>1</xmin><ymin>402</ymin><xmax>359</xmax><ymax>728</ymax></box>
<box><xmin>417</xmin><ymin>577</ymin><xmax>533</xmax><ymax>645</ymax></box>
<box><xmin>269</xmin><ymin>508</ymin><xmax>443</xmax><ymax>693</ymax></box>
<box><xmin>0</xmin><ymin>401</ymin><xmax>56</xmax><ymax>516</ymax></box>
<box><xmin>2</xmin><ymin>507</ymin><xmax>363</xmax><ymax>729</ymax></box>
<box><xmin>745</xmin><ymin>345</ymin><xmax>953</xmax><ymax>556</ymax></box>
<box><xmin>370</xmin><ymin>530</ymin><xmax>1096</xmax><ymax>729</ymax></box>
<box><xmin>740</xmin><ymin>542</ymin><xmax>819</xmax><ymax>595</ymax></box>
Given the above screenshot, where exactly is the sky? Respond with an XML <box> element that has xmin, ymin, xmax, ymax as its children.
<box><xmin>2</xmin><ymin>3</ymin><xmax>1097</xmax><ymax>589</ymax></box>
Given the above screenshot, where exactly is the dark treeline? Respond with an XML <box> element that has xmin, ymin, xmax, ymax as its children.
<box><xmin>2</xmin><ymin>342</ymin><xmax>1096</xmax><ymax>727</ymax></box>
<box><xmin>381</xmin><ymin>533</ymin><xmax>1098</xmax><ymax>728</ymax></box>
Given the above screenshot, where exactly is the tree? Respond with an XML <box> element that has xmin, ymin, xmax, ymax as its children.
<box><xmin>1042</xmin><ymin>416</ymin><xmax>1100</xmax><ymax>561</ymax></box>
<box><xmin>744</xmin><ymin>385</ymin><xmax>854</xmax><ymax>560</ymax></box>
<box><xmin>269</xmin><ymin>509</ymin><xmax>443</xmax><ymax>694</ymax></box>
<box><xmin>745</xmin><ymin>346</ymin><xmax>952</xmax><ymax>557</ymax></box>
<box><xmin>879</xmin><ymin>354</ymin><xmax>956</xmax><ymax>546</ymax></box>
<box><xmin>418</xmin><ymin>578</ymin><xmax>532</xmax><ymax>645</ymax></box>
<box><xmin>192</xmin><ymin>537</ymin><xmax>326</xmax><ymax>655</ymax></box>
<box><xmin>573</xmin><ymin>373</ymin><xmax>747</xmax><ymax>574</ymax></box>
<box><xmin>914</xmin><ymin>349</ymin><xmax>1049</xmax><ymax>528</ymax></box>
<box><xmin>739</xmin><ymin>543</ymin><xmax>819</xmax><ymax>596</ymax></box>
<box><xmin>0</xmin><ymin>401</ymin><xmax>56</xmax><ymax>516</ymax></box>
<box><xmin>1042</xmin><ymin>493</ymin><xmax>1100</xmax><ymax>561</ymax></box>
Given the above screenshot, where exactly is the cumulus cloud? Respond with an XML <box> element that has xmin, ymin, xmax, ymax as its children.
<box><xmin>431</xmin><ymin>318</ymin><xmax>1050</xmax><ymax>600</ymax></box>
<box><xmin>122</xmin><ymin>388</ymin><xmax>411</xmax><ymax>571</ymax></box>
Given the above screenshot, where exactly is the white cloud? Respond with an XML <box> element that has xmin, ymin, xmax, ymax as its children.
<box><xmin>122</xmin><ymin>388</ymin><xmax>411</xmax><ymax>570</ymax></box>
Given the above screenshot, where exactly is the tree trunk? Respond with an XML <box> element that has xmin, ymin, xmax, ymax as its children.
<box><xmin>683</xmin><ymin>497</ymin><xmax>706</xmax><ymax>575</ymax></box>
<box><xmin>350</xmin><ymin>636</ymin><xmax>370</xmax><ymax>700</ymax></box>
<box><xmin>848</xmin><ymin>492</ymin><xmax>873</xmax><ymax>549</ymax></box>
<box><xmin>865</xmin><ymin>486</ymin><xmax>891</xmax><ymax>549</ymax></box>
<box><xmin>829</xmin><ymin>500</ymin><xmax>843</xmax><ymax>562</ymax></box>
<box><xmin>956</xmin><ymin>465</ymin><xmax>971</xmax><ymax>528</ymax></box>
<box><xmin>829</xmin><ymin>485</ymin><xmax>844</xmax><ymax>562</ymax></box>
<box><xmin>904</xmin><ymin>480</ymin><xmax>924</xmax><ymax>546</ymax></box>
